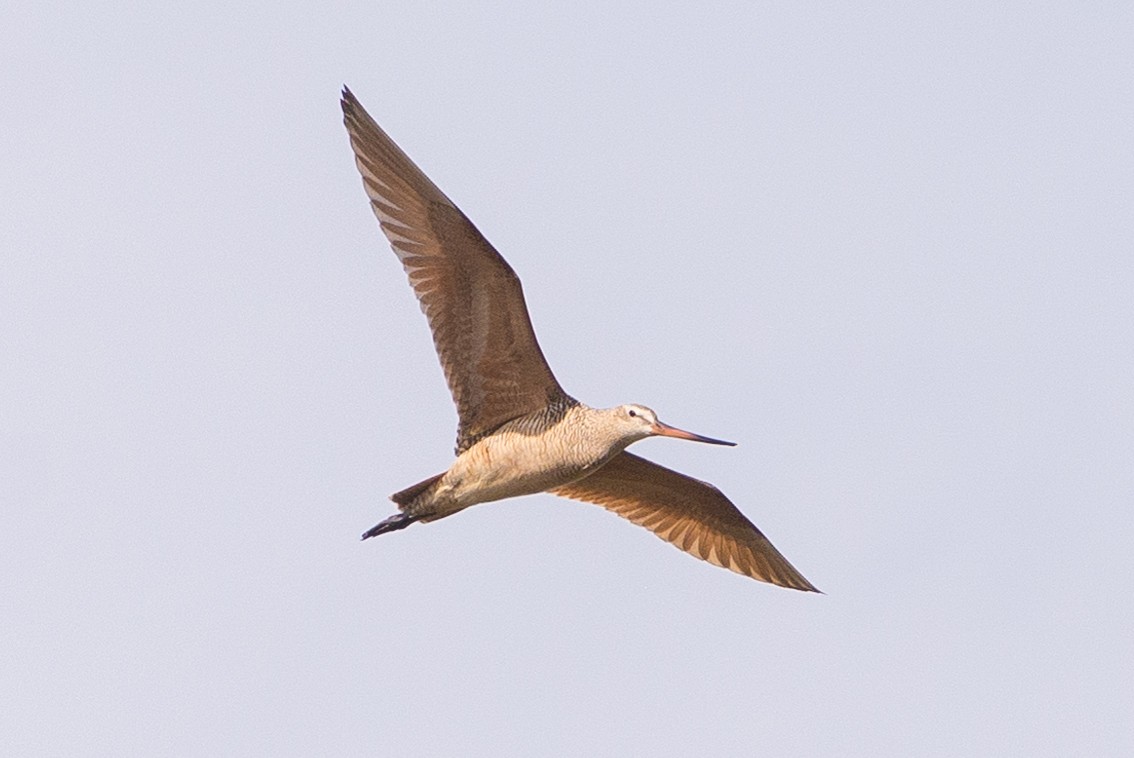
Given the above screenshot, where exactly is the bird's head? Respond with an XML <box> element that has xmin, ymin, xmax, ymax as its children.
<box><xmin>609</xmin><ymin>404</ymin><xmax>736</xmax><ymax>447</ymax></box>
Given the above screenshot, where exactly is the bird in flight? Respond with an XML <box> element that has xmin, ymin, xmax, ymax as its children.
<box><xmin>341</xmin><ymin>87</ymin><xmax>817</xmax><ymax>591</ymax></box>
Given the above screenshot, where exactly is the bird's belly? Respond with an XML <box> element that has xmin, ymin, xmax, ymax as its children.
<box><xmin>442</xmin><ymin>433</ymin><xmax>610</xmax><ymax>508</ymax></box>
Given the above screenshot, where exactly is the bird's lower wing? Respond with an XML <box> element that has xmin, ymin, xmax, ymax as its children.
<box><xmin>551</xmin><ymin>452</ymin><xmax>818</xmax><ymax>592</ymax></box>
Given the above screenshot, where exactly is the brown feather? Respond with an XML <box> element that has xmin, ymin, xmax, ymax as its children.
<box><xmin>552</xmin><ymin>452</ymin><xmax>819</xmax><ymax>591</ymax></box>
<box><xmin>341</xmin><ymin>88</ymin><xmax>568</xmax><ymax>453</ymax></box>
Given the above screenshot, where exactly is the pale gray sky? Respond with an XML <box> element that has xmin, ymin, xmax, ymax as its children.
<box><xmin>3</xmin><ymin>2</ymin><xmax>1132</xmax><ymax>756</ymax></box>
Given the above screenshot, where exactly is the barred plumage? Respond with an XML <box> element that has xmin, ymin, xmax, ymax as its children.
<box><xmin>458</xmin><ymin>394</ymin><xmax>579</xmax><ymax>453</ymax></box>
<box><xmin>343</xmin><ymin>87</ymin><xmax>818</xmax><ymax>592</ymax></box>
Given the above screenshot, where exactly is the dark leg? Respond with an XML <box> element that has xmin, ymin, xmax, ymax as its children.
<box><xmin>361</xmin><ymin>512</ymin><xmax>422</xmax><ymax>540</ymax></box>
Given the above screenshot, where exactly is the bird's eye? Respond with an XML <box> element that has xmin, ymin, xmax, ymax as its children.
<box><xmin>628</xmin><ymin>409</ymin><xmax>637</xmax><ymax>417</ymax></box>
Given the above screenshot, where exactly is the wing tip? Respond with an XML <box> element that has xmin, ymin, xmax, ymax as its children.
<box><xmin>341</xmin><ymin>85</ymin><xmax>373</xmax><ymax>134</ymax></box>
<box><xmin>783</xmin><ymin>577</ymin><xmax>823</xmax><ymax>593</ymax></box>
<box><xmin>341</xmin><ymin>85</ymin><xmax>364</xmax><ymax>125</ymax></box>
<box><xmin>736</xmin><ymin>548</ymin><xmax>821</xmax><ymax>593</ymax></box>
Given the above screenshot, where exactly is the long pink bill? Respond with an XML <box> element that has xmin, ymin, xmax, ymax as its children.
<box><xmin>651</xmin><ymin>421</ymin><xmax>736</xmax><ymax>447</ymax></box>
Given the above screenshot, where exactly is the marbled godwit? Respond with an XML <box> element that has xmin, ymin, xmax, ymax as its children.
<box><xmin>342</xmin><ymin>87</ymin><xmax>817</xmax><ymax>591</ymax></box>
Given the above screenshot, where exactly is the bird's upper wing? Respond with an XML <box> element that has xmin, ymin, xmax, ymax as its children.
<box><xmin>341</xmin><ymin>88</ymin><xmax>568</xmax><ymax>453</ymax></box>
<box><xmin>552</xmin><ymin>452</ymin><xmax>818</xmax><ymax>591</ymax></box>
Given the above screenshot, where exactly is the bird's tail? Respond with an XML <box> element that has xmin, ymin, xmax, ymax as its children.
<box><xmin>390</xmin><ymin>472</ymin><xmax>444</xmax><ymax>509</ymax></box>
